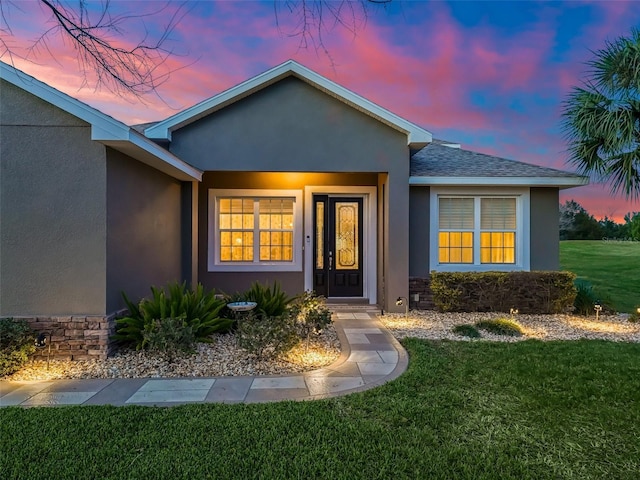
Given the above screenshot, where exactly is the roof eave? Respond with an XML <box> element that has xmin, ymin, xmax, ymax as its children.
<box><xmin>100</xmin><ymin>131</ymin><xmax>203</xmax><ymax>182</ymax></box>
<box><xmin>1</xmin><ymin>61</ymin><xmax>201</xmax><ymax>182</ymax></box>
<box><xmin>409</xmin><ymin>176</ymin><xmax>590</xmax><ymax>189</ymax></box>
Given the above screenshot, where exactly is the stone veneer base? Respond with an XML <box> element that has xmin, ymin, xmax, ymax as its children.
<box><xmin>14</xmin><ymin>310</ymin><xmax>126</xmax><ymax>361</ymax></box>
<box><xmin>409</xmin><ymin>277</ymin><xmax>435</xmax><ymax>310</ymax></box>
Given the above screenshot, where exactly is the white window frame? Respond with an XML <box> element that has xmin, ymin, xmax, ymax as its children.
<box><xmin>208</xmin><ymin>189</ymin><xmax>303</xmax><ymax>272</ymax></box>
<box><xmin>429</xmin><ymin>187</ymin><xmax>530</xmax><ymax>272</ymax></box>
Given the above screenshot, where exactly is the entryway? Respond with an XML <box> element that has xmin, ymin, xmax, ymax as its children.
<box><xmin>312</xmin><ymin>195</ymin><xmax>363</xmax><ymax>297</ymax></box>
<box><xmin>304</xmin><ymin>186</ymin><xmax>377</xmax><ymax>304</ymax></box>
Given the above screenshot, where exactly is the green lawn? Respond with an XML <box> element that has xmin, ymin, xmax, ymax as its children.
<box><xmin>3</xmin><ymin>339</ymin><xmax>640</xmax><ymax>479</ymax></box>
<box><xmin>560</xmin><ymin>240</ymin><xmax>640</xmax><ymax>313</ymax></box>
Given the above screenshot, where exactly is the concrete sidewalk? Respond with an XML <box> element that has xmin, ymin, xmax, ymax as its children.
<box><xmin>0</xmin><ymin>311</ymin><xmax>408</xmax><ymax>407</ymax></box>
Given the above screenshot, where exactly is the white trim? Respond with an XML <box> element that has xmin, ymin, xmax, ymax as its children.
<box><xmin>0</xmin><ymin>60</ymin><xmax>202</xmax><ymax>181</ymax></box>
<box><xmin>144</xmin><ymin>60</ymin><xmax>432</xmax><ymax>146</ymax></box>
<box><xmin>410</xmin><ymin>176</ymin><xmax>588</xmax><ymax>188</ymax></box>
<box><xmin>304</xmin><ymin>186</ymin><xmax>377</xmax><ymax>304</ymax></box>
<box><xmin>208</xmin><ymin>189</ymin><xmax>303</xmax><ymax>272</ymax></box>
<box><xmin>429</xmin><ymin>187</ymin><xmax>530</xmax><ymax>272</ymax></box>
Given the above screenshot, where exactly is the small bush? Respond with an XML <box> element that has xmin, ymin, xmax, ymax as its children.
<box><xmin>238</xmin><ymin>281</ymin><xmax>293</xmax><ymax>318</ymax></box>
<box><xmin>452</xmin><ymin>324</ymin><xmax>481</xmax><ymax>338</ymax></box>
<box><xmin>141</xmin><ymin>317</ymin><xmax>196</xmax><ymax>358</ymax></box>
<box><xmin>573</xmin><ymin>281</ymin><xmax>616</xmax><ymax>316</ymax></box>
<box><xmin>430</xmin><ymin>271</ymin><xmax>576</xmax><ymax>314</ymax></box>
<box><xmin>628</xmin><ymin>311</ymin><xmax>639</xmax><ymax>323</ymax></box>
<box><xmin>113</xmin><ymin>282</ymin><xmax>232</xmax><ymax>350</ymax></box>
<box><xmin>0</xmin><ymin>318</ymin><xmax>36</xmax><ymax>377</ymax></box>
<box><xmin>236</xmin><ymin>312</ymin><xmax>299</xmax><ymax>359</ymax></box>
<box><xmin>475</xmin><ymin>318</ymin><xmax>523</xmax><ymax>337</ymax></box>
<box><xmin>291</xmin><ymin>291</ymin><xmax>333</xmax><ymax>339</ymax></box>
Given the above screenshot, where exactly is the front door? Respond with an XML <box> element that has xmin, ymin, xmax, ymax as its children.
<box><xmin>313</xmin><ymin>196</ymin><xmax>364</xmax><ymax>297</ymax></box>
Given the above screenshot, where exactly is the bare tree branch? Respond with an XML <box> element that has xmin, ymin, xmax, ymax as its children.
<box><xmin>274</xmin><ymin>0</ymin><xmax>391</xmax><ymax>68</ymax></box>
<box><xmin>1</xmin><ymin>0</ymin><xmax>193</xmax><ymax>98</ymax></box>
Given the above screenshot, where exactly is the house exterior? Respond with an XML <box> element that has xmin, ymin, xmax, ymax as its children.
<box><xmin>0</xmin><ymin>60</ymin><xmax>587</xmax><ymax>359</ymax></box>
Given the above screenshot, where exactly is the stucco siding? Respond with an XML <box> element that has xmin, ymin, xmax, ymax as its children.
<box><xmin>0</xmin><ymin>81</ymin><xmax>107</xmax><ymax>316</ymax></box>
<box><xmin>409</xmin><ymin>186</ymin><xmax>430</xmax><ymax>277</ymax></box>
<box><xmin>170</xmin><ymin>77</ymin><xmax>406</xmax><ymax>173</ymax></box>
<box><xmin>106</xmin><ymin>149</ymin><xmax>184</xmax><ymax>311</ymax></box>
<box><xmin>530</xmin><ymin>187</ymin><xmax>560</xmax><ymax>270</ymax></box>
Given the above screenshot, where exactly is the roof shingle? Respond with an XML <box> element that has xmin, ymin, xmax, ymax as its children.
<box><xmin>411</xmin><ymin>143</ymin><xmax>583</xmax><ymax>179</ymax></box>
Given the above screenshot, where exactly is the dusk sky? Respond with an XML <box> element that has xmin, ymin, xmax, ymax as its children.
<box><xmin>3</xmin><ymin>0</ymin><xmax>640</xmax><ymax>221</ymax></box>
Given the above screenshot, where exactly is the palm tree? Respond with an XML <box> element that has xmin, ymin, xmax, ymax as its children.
<box><xmin>562</xmin><ymin>29</ymin><xmax>640</xmax><ymax>200</ymax></box>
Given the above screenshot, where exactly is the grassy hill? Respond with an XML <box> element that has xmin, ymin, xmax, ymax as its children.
<box><xmin>560</xmin><ymin>240</ymin><xmax>640</xmax><ymax>313</ymax></box>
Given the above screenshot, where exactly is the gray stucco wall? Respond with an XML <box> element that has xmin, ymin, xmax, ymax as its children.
<box><xmin>105</xmin><ymin>149</ymin><xmax>185</xmax><ymax>311</ymax></box>
<box><xmin>169</xmin><ymin>78</ymin><xmax>410</xmax><ymax>311</ymax></box>
<box><xmin>530</xmin><ymin>187</ymin><xmax>560</xmax><ymax>270</ymax></box>
<box><xmin>409</xmin><ymin>186</ymin><xmax>430</xmax><ymax>277</ymax></box>
<box><xmin>0</xmin><ymin>80</ymin><xmax>107</xmax><ymax>316</ymax></box>
<box><xmin>170</xmin><ymin>77</ymin><xmax>406</xmax><ymax>173</ymax></box>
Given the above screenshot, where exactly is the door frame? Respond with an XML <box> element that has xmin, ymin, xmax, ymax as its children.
<box><xmin>304</xmin><ymin>186</ymin><xmax>377</xmax><ymax>303</ymax></box>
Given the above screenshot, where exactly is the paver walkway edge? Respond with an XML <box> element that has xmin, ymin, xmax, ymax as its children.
<box><xmin>0</xmin><ymin>311</ymin><xmax>408</xmax><ymax>407</ymax></box>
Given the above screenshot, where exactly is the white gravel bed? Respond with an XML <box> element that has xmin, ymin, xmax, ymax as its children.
<box><xmin>6</xmin><ymin>328</ymin><xmax>340</xmax><ymax>381</ymax></box>
<box><xmin>380</xmin><ymin>311</ymin><xmax>640</xmax><ymax>343</ymax></box>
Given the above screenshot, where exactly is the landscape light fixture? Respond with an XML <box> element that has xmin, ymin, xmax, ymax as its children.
<box><xmin>594</xmin><ymin>304</ymin><xmax>602</xmax><ymax>321</ymax></box>
<box><xmin>510</xmin><ymin>308</ymin><xmax>519</xmax><ymax>318</ymax></box>
<box><xmin>396</xmin><ymin>297</ymin><xmax>408</xmax><ymax>319</ymax></box>
<box><xmin>35</xmin><ymin>331</ymin><xmax>52</xmax><ymax>370</ymax></box>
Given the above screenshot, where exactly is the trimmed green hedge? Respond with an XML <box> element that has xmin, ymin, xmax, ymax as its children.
<box><xmin>430</xmin><ymin>271</ymin><xmax>576</xmax><ymax>314</ymax></box>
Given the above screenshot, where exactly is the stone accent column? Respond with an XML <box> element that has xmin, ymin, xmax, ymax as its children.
<box><xmin>16</xmin><ymin>310</ymin><xmax>125</xmax><ymax>360</ymax></box>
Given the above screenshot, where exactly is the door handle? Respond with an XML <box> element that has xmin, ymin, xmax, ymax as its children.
<box><xmin>328</xmin><ymin>251</ymin><xmax>333</xmax><ymax>271</ymax></box>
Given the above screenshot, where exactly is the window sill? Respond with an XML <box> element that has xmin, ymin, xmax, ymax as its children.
<box><xmin>208</xmin><ymin>263</ymin><xmax>302</xmax><ymax>273</ymax></box>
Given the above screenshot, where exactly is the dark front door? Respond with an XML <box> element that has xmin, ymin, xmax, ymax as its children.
<box><xmin>313</xmin><ymin>196</ymin><xmax>364</xmax><ymax>297</ymax></box>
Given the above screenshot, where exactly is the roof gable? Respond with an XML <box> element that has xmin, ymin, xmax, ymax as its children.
<box><xmin>0</xmin><ymin>61</ymin><xmax>202</xmax><ymax>181</ymax></box>
<box><xmin>144</xmin><ymin>60</ymin><xmax>432</xmax><ymax>146</ymax></box>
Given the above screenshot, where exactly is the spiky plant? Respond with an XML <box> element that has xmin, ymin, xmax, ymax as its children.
<box><xmin>562</xmin><ymin>29</ymin><xmax>640</xmax><ymax>200</ymax></box>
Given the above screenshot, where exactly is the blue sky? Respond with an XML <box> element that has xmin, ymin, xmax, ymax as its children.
<box><xmin>3</xmin><ymin>0</ymin><xmax>639</xmax><ymax>220</ymax></box>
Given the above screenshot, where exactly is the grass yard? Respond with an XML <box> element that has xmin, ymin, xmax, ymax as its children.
<box><xmin>2</xmin><ymin>339</ymin><xmax>640</xmax><ymax>480</ymax></box>
<box><xmin>560</xmin><ymin>240</ymin><xmax>640</xmax><ymax>313</ymax></box>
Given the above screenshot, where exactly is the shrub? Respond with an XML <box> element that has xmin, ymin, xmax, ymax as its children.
<box><xmin>141</xmin><ymin>317</ymin><xmax>196</xmax><ymax>359</ymax></box>
<box><xmin>452</xmin><ymin>324</ymin><xmax>481</xmax><ymax>338</ymax></box>
<box><xmin>238</xmin><ymin>281</ymin><xmax>293</xmax><ymax>318</ymax></box>
<box><xmin>573</xmin><ymin>281</ymin><xmax>616</xmax><ymax>316</ymax></box>
<box><xmin>475</xmin><ymin>318</ymin><xmax>523</xmax><ymax>337</ymax></box>
<box><xmin>291</xmin><ymin>291</ymin><xmax>333</xmax><ymax>340</ymax></box>
<box><xmin>0</xmin><ymin>318</ymin><xmax>36</xmax><ymax>377</ymax></box>
<box><xmin>113</xmin><ymin>282</ymin><xmax>232</xmax><ymax>350</ymax></box>
<box><xmin>430</xmin><ymin>271</ymin><xmax>576</xmax><ymax>314</ymax></box>
<box><xmin>236</xmin><ymin>312</ymin><xmax>299</xmax><ymax>359</ymax></box>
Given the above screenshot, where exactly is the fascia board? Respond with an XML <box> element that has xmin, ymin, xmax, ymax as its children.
<box><xmin>1</xmin><ymin>61</ymin><xmax>201</xmax><ymax>182</ymax></box>
<box><xmin>144</xmin><ymin>60</ymin><xmax>432</xmax><ymax>145</ymax></box>
<box><xmin>409</xmin><ymin>176</ymin><xmax>590</xmax><ymax>188</ymax></box>
<box><xmin>1</xmin><ymin>61</ymin><xmax>128</xmax><ymax>140</ymax></box>
<box><xmin>287</xmin><ymin>62</ymin><xmax>432</xmax><ymax>145</ymax></box>
<box><xmin>100</xmin><ymin>130</ymin><xmax>202</xmax><ymax>181</ymax></box>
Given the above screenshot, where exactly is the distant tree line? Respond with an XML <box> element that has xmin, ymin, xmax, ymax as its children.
<box><xmin>559</xmin><ymin>200</ymin><xmax>640</xmax><ymax>240</ymax></box>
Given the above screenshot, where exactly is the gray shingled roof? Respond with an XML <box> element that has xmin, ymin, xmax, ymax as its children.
<box><xmin>411</xmin><ymin>143</ymin><xmax>583</xmax><ymax>178</ymax></box>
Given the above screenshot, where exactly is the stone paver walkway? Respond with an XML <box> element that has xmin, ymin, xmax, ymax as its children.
<box><xmin>0</xmin><ymin>311</ymin><xmax>408</xmax><ymax>407</ymax></box>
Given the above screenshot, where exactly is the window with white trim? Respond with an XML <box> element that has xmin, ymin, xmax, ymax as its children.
<box><xmin>438</xmin><ymin>196</ymin><xmax>518</xmax><ymax>266</ymax></box>
<box><xmin>209</xmin><ymin>189</ymin><xmax>302</xmax><ymax>272</ymax></box>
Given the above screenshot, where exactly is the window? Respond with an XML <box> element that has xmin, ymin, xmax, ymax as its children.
<box><xmin>209</xmin><ymin>189</ymin><xmax>302</xmax><ymax>272</ymax></box>
<box><xmin>431</xmin><ymin>190</ymin><xmax>528</xmax><ymax>271</ymax></box>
